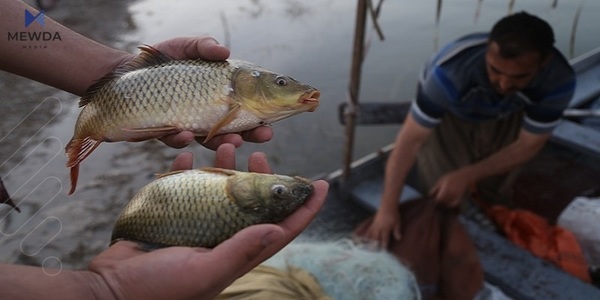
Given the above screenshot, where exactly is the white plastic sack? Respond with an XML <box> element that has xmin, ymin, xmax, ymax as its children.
<box><xmin>557</xmin><ymin>197</ymin><xmax>600</xmax><ymax>266</ymax></box>
<box><xmin>474</xmin><ymin>283</ymin><xmax>513</xmax><ymax>300</ymax></box>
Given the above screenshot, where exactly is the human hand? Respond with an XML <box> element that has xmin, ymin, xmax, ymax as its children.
<box><xmin>429</xmin><ymin>168</ymin><xmax>474</xmax><ymax>207</ymax></box>
<box><xmin>357</xmin><ymin>207</ymin><xmax>402</xmax><ymax>250</ymax></box>
<box><xmin>122</xmin><ymin>36</ymin><xmax>273</xmax><ymax>149</ymax></box>
<box><xmin>85</xmin><ymin>144</ymin><xmax>328</xmax><ymax>299</ymax></box>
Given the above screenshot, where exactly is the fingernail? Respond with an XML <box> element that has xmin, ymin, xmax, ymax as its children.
<box><xmin>207</xmin><ymin>37</ymin><xmax>221</xmax><ymax>46</ymax></box>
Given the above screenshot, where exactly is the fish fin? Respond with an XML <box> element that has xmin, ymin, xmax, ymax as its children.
<box><xmin>110</xmin><ymin>238</ymin><xmax>168</xmax><ymax>251</ymax></box>
<box><xmin>121</xmin><ymin>126</ymin><xmax>181</xmax><ymax>142</ymax></box>
<box><xmin>154</xmin><ymin>170</ymin><xmax>188</xmax><ymax>179</ymax></box>
<box><xmin>199</xmin><ymin>167</ymin><xmax>237</xmax><ymax>176</ymax></box>
<box><xmin>69</xmin><ymin>164</ymin><xmax>80</xmax><ymax>196</ymax></box>
<box><xmin>80</xmin><ymin>45</ymin><xmax>174</xmax><ymax>107</ymax></box>
<box><xmin>154</xmin><ymin>168</ymin><xmax>237</xmax><ymax>179</ymax></box>
<box><xmin>65</xmin><ymin>137</ymin><xmax>102</xmax><ymax>195</ymax></box>
<box><xmin>0</xmin><ymin>177</ymin><xmax>20</xmax><ymax>213</ymax></box>
<box><xmin>203</xmin><ymin>104</ymin><xmax>241</xmax><ymax>142</ymax></box>
<box><xmin>154</xmin><ymin>167</ymin><xmax>236</xmax><ymax>179</ymax></box>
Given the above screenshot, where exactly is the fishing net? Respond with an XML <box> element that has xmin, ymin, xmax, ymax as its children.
<box><xmin>218</xmin><ymin>240</ymin><xmax>420</xmax><ymax>299</ymax></box>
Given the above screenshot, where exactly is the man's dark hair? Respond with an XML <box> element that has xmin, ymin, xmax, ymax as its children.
<box><xmin>489</xmin><ymin>11</ymin><xmax>555</xmax><ymax>59</ymax></box>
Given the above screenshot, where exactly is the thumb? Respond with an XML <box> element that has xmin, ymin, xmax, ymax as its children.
<box><xmin>209</xmin><ymin>224</ymin><xmax>284</xmax><ymax>278</ymax></box>
<box><xmin>153</xmin><ymin>37</ymin><xmax>230</xmax><ymax>61</ymax></box>
<box><xmin>429</xmin><ymin>183</ymin><xmax>442</xmax><ymax>203</ymax></box>
<box><xmin>393</xmin><ymin>224</ymin><xmax>402</xmax><ymax>241</ymax></box>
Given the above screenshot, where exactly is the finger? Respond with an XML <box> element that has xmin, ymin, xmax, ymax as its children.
<box><xmin>362</xmin><ymin>237</ymin><xmax>382</xmax><ymax>252</ymax></box>
<box><xmin>247</xmin><ymin>152</ymin><xmax>272</xmax><ymax>174</ymax></box>
<box><xmin>214</xmin><ymin>144</ymin><xmax>236</xmax><ymax>169</ymax></box>
<box><xmin>241</xmin><ymin>126</ymin><xmax>273</xmax><ymax>143</ymax></box>
<box><xmin>247</xmin><ymin>180</ymin><xmax>328</xmax><ymax>266</ymax></box>
<box><xmin>170</xmin><ymin>152</ymin><xmax>194</xmax><ymax>171</ymax></box>
<box><xmin>265</xmin><ymin>180</ymin><xmax>328</xmax><ymax>241</ymax></box>
<box><xmin>159</xmin><ymin>131</ymin><xmax>194</xmax><ymax>149</ymax></box>
<box><xmin>154</xmin><ymin>36</ymin><xmax>230</xmax><ymax>61</ymax></box>
<box><xmin>188</xmin><ymin>37</ymin><xmax>230</xmax><ymax>61</ymax></box>
<box><xmin>198</xmin><ymin>127</ymin><xmax>272</xmax><ymax>150</ymax></box>
<box><xmin>200</xmin><ymin>126</ymin><xmax>272</xmax><ymax>150</ymax></box>
<box><xmin>360</xmin><ymin>228</ymin><xmax>375</xmax><ymax>243</ymax></box>
<box><xmin>393</xmin><ymin>224</ymin><xmax>402</xmax><ymax>241</ymax></box>
<box><xmin>380</xmin><ymin>232</ymin><xmax>389</xmax><ymax>250</ymax></box>
<box><xmin>191</xmin><ymin>180</ymin><xmax>328</xmax><ymax>284</ymax></box>
<box><xmin>204</xmin><ymin>224</ymin><xmax>285</xmax><ymax>281</ymax></box>
<box><xmin>429</xmin><ymin>184</ymin><xmax>443</xmax><ymax>203</ymax></box>
<box><xmin>429</xmin><ymin>182</ymin><xmax>439</xmax><ymax>196</ymax></box>
<box><xmin>198</xmin><ymin>134</ymin><xmax>243</xmax><ymax>150</ymax></box>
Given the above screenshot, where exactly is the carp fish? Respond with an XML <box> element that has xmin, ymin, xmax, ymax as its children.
<box><xmin>66</xmin><ymin>46</ymin><xmax>320</xmax><ymax>195</ymax></box>
<box><xmin>110</xmin><ymin>167</ymin><xmax>313</xmax><ymax>248</ymax></box>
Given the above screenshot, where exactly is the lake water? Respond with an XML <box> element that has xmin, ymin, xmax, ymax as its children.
<box><xmin>1</xmin><ymin>0</ymin><xmax>599</xmax><ymax>270</ymax></box>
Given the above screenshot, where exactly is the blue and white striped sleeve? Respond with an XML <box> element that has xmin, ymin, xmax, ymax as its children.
<box><xmin>523</xmin><ymin>79</ymin><xmax>576</xmax><ymax>134</ymax></box>
<box><xmin>410</xmin><ymin>65</ymin><xmax>455</xmax><ymax>128</ymax></box>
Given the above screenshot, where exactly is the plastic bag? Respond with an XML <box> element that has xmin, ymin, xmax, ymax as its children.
<box><xmin>487</xmin><ymin>205</ymin><xmax>591</xmax><ymax>283</ymax></box>
<box><xmin>558</xmin><ymin>197</ymin><xmax>600</xmax><ymax>267</ymax></box>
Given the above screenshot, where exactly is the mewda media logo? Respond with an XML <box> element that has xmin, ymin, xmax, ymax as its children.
<box><xmin>25</xmin><ymin>9</ymin><xmax>46</xmax><ymax>27</ymax></box>
<box><xmin>7</xmin><ymin>9</ymin><xmax>62</xmax><ymax>49</ymax></box>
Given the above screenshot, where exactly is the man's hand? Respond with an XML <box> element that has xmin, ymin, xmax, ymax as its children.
<box><xmin>429</xmin><ymin>168</ymin><xmax>475</xmax><ymax>207</ymax></box>
<box><xmin>87</xmin><ymin>144</ymin><xmax>328</xmax><ymax>299</ymax></box>
<box><xmin>357</xmin><ymin>207</ymin><xmax>402</xmax><ymax>249</ymax></box>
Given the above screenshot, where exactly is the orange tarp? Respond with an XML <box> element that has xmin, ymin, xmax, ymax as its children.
<box><xmin>487</xmin><ymin>205</ymin><xmax>591</xmax><ymax>283</ymax></box>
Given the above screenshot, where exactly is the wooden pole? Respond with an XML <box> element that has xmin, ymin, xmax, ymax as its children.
<box><xmin>342</xmin><ymin>0</ymin><xmax>368</xmax><ymax>179</ymax></box>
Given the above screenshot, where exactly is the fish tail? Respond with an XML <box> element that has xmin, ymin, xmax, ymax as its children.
<box><xmin>0</xmin><ymin>176</ymin><xmax>20</xmax><ymax>213</ymax></box>
<box><xmin>65</xmin><ymin>137</ymin><xmax>102</xmax><ymax>195</ymax></box>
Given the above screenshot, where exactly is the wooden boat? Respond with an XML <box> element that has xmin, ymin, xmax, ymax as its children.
<box><xmin>314</xmin><ymin>47</ymin><xmax>600</xmax><ymax>298</ymax></box>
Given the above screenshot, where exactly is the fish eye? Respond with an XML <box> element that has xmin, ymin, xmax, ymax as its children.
<box><xmin>274</xmin><ymin>76</ymin><xmax>288</xmax><ymax>86</ymax></box>
<box><xmin>272</xmin><ymin>185</ymin><xmax>288</xmax><ymax>195</ymax></box>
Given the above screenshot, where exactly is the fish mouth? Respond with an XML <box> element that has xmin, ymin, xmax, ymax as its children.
<box><xmin>300</xmin><ymin>89</ymin><xmax>320</xmax><ymax>112</ymax></box>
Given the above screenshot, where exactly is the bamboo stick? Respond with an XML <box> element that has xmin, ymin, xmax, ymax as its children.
<box><xmin>342</xmin><ymin>0</ymin><xmax>368</xmax><ymax>179</ymax></box>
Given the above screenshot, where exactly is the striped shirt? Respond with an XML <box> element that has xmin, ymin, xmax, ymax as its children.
<box><xmin>411</xmin><ymin>33</ymin><xmax>576</xmax><ymax>134</ymax></box>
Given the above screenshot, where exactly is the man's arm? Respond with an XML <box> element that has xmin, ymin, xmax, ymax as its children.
<box><xmin>0</xmin><ymin>1</ymin><xmax>131</xmax><ymax>96</ymax></box>
<box><xmin>0</xmin><ymin>1</ymin><xmax>229</xmax><ymax>97</ymax></box>
<box><xmin>358</xmin><ymin>114</ymin><xmax>432</xmax><ymax>247</ymax></box>
<box><xmin>431</xmin><ymin>129</ymin><xmax>550</xmax><ymax>206</ymax></box>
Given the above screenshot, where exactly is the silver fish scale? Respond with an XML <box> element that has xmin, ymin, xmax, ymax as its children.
<box><xmin>111</xmin><ymin>170</ymin><xmax>261</xmax><ymax>248</ymax></box>
<box><xmin>77</xmin><ymin>60</ymin><xmax>246</xmax><ymax>140</ymax></box>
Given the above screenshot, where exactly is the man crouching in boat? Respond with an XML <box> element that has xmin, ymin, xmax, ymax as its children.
<box><xmin>358</xmin><ymin>12</ymin><xmax>575</xmax><ymax>248</ymax></box>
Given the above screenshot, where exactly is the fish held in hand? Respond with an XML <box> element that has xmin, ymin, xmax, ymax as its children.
<box><xmin>66</xmin><ymin>46</ymin><xmax>320</xmax><ymax>195</ymax></box>
<box><xmin>110</xmin><ymin>167</ymin><xmax>313</xmax><ymax>248</ymax></box>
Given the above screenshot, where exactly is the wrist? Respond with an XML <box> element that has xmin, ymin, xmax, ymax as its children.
<box><xmin>379</xmin><ymin>198</ymin><xmax>399</xmax><ymax>213</ymax></box>
<box><xmin>457</xmin><ymin>165</ymin><xmax>480</xmax><ymax>186</ymax></box>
